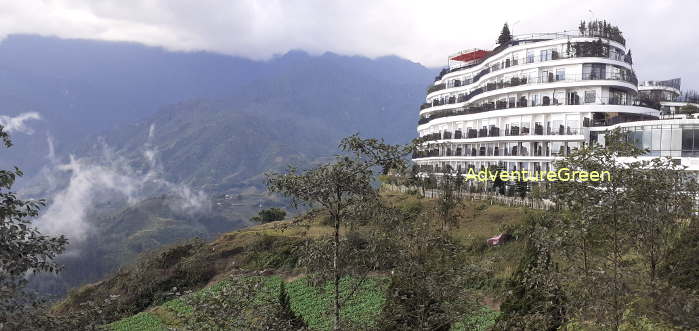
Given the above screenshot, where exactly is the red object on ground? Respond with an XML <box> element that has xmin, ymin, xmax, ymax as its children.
<box><xmin>487</xmin><ymin>233</ymin><xmax>505</xmax><ymax>246</ymax></box>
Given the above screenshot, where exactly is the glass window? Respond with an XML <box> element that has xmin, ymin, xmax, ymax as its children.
<box><xmin>551</xmin><ymin>141</ymin><xmax>564</xmax><ymax>156</ymax></box>
<box><xmin>672</xmin><ymin>128</ymin><xmax>683</xmax><ymax>154</ymax></box>
<box><xmin>555</xmin><ymin>68</ymin><xmax>565</xmax><ymax>81</ymax></box>
<box><xmin>540</xmin><ymin>49</ymin><xmax>553</xmax><ymax>61</ymax></box>
<box><xmin>526</xmin><ymin>50</ymin><xmax>534</xmax><ymax>63</ymax></box>
<box><xmin>552</xmin><ymin>120</ymin><xmax>564</xmax><ymax>135</ymax></box>
<box><xmin>566</xmin><ymin>120</ymin><xmax>579</xmax><ymax>134</ymax></box>
<box><xmin>661</xmin><ymin>127</ymin><xmax>672</xmax><ymax>153</ymax></box>
<box><xmin>582</xmin><ymin>63</ymin><xmax>606</xmax><ymax>79</ymax></box>
<box><xmin>642</xmin><ymin>129</ymin><xmax>652</xmax><ymax>150</ymax></box>
<box><xmin>651</xmin><ymin>128</ymin><xmax>661</xmax><ymax>151</ymax></box>
<box><xmin>584</xmin><ymin>90</ymin><xmax>596</xmax><ymax>103</ymax></box>
<box><xmin>685</xmin><ymin>129</ymin><xmax>698</xmax><ymax>154</ymax></box>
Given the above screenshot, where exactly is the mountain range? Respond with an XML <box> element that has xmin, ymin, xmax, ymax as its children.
<box><xmin>0</xmin><ymin>34</ymin><xmax>437</xmax><ymax>295</ymax></box>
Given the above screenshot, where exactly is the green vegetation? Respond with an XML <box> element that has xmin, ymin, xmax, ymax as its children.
<box><xmin>103</xmin><ymin>272</ymin><xmax>501</xmax><ymax>331</ymax></box>
<box><xmin>287</xmin><ymin>276</ymin><xmax>388</xmax><ymax>330</ymax></box>
<box><xmin>108</xmin><ymin>312</ymin><xmax>167</xmax><ymax>331</ymax></box>
<box><xmin>251</xmin><ymin>207</ymin><xmax>287</xmax><ymax>223</ymax></box>
<box><xmin>494</xmin><ymin>130</ymin><xmax>699</xmax><ymax>330</ymax></box>
<box><xmin>497</xmin><ymin>23</ymin><xmax>513</xmax><ymax>45</ymax></box>
<box><xmin>12</xmin><ymin>133</ymin><xmax>698</xmax><ymax>330</ymax></box>
<box><xmin>103</xmin><ymin>275</ymin><xmax>386</xmax><ymax>330</ymax></box>
<box><xmin>0</xmin><ymin>127</ymin><xmax>68</xmax><ymax>329</ymax></box>
<box><xmin>50</xmin><ymin>192</ymin><xmax>526</xmax><ymax>330</ymax></box>
<box><xmin>452</xmin><ymin>307</ymin><xmax>500</xmax><ymax>331</ymax></box>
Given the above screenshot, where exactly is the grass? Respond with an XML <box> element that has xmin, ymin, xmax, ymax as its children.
<box><xmin>286</xmin><ymin>276</ymin><xmax>388</xmax><ymax>330</ymax></box>
<box><xmin>106</xmin><ymin>275</ymin><xmax>388</xmax><ymax>330</ymax></box>
<box><xmin>108</xmin><ymin>273</ymin><xmax>499</xmax><ymax>331</ymax></box>
<box><xmin>452</xmin><ymin>307</ymin><xmax>501</xmax><ymax>331</ymax></box>
<box><xmin>107</xmin><ymin>312</ymin><xmax>168</xmax><ymax>331</ymax></box>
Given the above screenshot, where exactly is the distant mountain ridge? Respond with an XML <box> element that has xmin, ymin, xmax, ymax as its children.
<box><xmin>0</xmin><ymin>34</ymin><xmax>436</xmax><ymax>178</ymax></box>
<box><xmin>1</xmin><ymin>34</ymin><xmax>436</xmax><ymax>296</ymax></box>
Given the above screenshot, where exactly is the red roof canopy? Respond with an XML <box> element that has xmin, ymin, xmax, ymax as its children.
<box><xmin>450</xmin><ymin>50</ymin><xmax>489</xmax><ymax>62</ymax></box>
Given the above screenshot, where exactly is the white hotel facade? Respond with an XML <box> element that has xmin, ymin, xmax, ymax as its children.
<box><xmin>413</xmin><ymin>25</ymin><xmax>699</xmax><ymax>176</ymax></box>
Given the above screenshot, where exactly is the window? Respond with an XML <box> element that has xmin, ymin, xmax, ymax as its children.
<box><xmin>540</xmin><ymin>49</ymin><xmax>553</xmax><ymax>61</ymax></box>
<box><xmin>540</xmin><ymin>70</ymin><xmax>551</xmax><ymax>83</ymax></box>
<box><xmin>583</xmin><ymin>63</ymin><xmax>606</xmax><ymax>80</ymax></box>
<box><xmin>555</xmin><ymin>68</ymin><xmax>565</xmax><ymax>81</ymax></box>
<box><xmin>584</xmin><ymin>90</ymin><xmax>597</xmax><ymax>103</ymax></box>
<box><xmin>566</xmin><ymin>120</ymin><xmax>579</xmax><ymax>134</ymax></box>
<box><xmin>568</xmin><ymin>92</ymin><xmax>580</xmax><ymax>105</ymax></box>
<box><xmin>526</xmin><ymin>50</ymin><xmax>534</xmax><ymax>63</ymax></box>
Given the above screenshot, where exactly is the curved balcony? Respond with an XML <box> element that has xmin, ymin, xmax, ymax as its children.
<box><xmin>419</xmin><ymin>80</ymin><xmax>644</xmax><ymax>127</ymax></box>
<box><xmin>418</xmin><ymin>125</ymin><xmax>584</xmax><ymax>144</ymax></box>
<box><xmin>432</xmin><ymin>36</ymin><xmax>631</xmax><ymax>83</ymax></box>
<box><xmin>412</xmin><ymin>144</ymin><xmax>573</xmax><ymax>160</ymax></box>
<box><xmin>421</xmin><ymin>60</ymin><xmax>638</xmax><ymax>106</ymax></box>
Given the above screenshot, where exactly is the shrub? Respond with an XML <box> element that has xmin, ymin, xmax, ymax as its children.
<box><xmin>251</xmin><ymin>207</ymin><xmax>287</xmax><ymax>223</ymax></box>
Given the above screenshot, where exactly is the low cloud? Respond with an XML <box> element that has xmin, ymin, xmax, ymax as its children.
<box><xmin>36</xmin><ymin>124</ymin><xmax>209</xmax><ymax>243</ymax></box>
<box><xmin>0</xmin><ymin>112</ymin><xmax>41</xmax><ymax>134</ymax></box>
<box><xmin>0</xmin><ymin>1</ymin><xmax>698</xmax><ymax>87</ymax></box>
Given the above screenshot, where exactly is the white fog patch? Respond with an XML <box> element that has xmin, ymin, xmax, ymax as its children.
<box><xmin>0</xmin><ymin>112</ymin><xmax>41</xmax><ymax>134</ymax></box>
<box><xmin>37</xmin><ymin>124</ymin><xmax>210</xmax><ymax>242</ymax></box>
<box><xmin>37</xmin><ymin>154</ymin><xmax>141</xmax><ymax>241</ymax></box>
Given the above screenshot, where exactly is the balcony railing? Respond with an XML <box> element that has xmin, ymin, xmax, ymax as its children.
<box><xmin>424</xmin><ymin>70</ymin><xmax>637</xmax><ymax>112</ymax></box>
<box><xmin>434</xmin><ymin>39</ymin><xmax>632</xmax><ymax>82</ymax></box>
<box><xmin>418</xmin><ymin>123</ymin><xmax>583</xmax><ymax>145</ymax></box>
<box><xmin>412</xmin><ymin>142</ymin><xmax>578</xmax><ymax>159</ymax></box>
<box><xmin>419</xmin><ymin>85</ymin><xmax>645</xmax><ymax>127</ymax></box>
<box><xmin>426</xmin><ymin>83</ymin><xmax>446</xmax><ymax>94</ymax></box>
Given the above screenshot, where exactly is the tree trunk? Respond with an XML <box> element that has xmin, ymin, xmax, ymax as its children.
<box><xmin>333</xmin><ymin>213</ymin><xmax>340</xmax><ymax>330</ymax></box>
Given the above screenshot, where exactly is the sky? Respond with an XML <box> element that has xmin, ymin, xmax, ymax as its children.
<box><xmin>1</xmin><ymin>0</ymin><xmax>698</xmax><ymax>89</ymax></box>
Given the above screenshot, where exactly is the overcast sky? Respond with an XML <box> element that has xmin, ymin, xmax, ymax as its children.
<box><xmin>1</xmin><ymin>0</ymin><xmax>698</xmax><ymax>88</ymax></box>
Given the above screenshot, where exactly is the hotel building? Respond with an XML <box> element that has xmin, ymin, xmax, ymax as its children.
<box><xmin>413</xmin><ymin>23</ymin><xmax>699</xmax><ymax>175</ymax></box>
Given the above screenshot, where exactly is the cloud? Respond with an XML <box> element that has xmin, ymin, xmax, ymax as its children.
<box><xmin>0</xmin><ymin>1</ymin><xmax>697</xmax><ymax>87</ymax></box>
<box><xmin>0</xmin><ymin>112</ymin><xmax>41</xmax><ymax>134</ymax></box>
<box><xmin>36</xmin><ymin>125</ymin><xmax>209</xmax><ymax>242</ymax></box>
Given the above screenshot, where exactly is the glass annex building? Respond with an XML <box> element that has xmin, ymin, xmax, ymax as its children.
<box><xmin>413</xmin><ymin>22</ymin><xmax>699</xmax><ymax>175</ymax></box>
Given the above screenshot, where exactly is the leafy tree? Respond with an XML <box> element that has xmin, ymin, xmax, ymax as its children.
<box><xmin>514</xmin><ymin>177</ymin><xmax>529</xmax><ymax>199</ymax></box>
<box><xmin>654</xmin><ymin>220</ymin><xmax>699</xmax><ymax>329</ymax></box>
<box><xmin>426</xmin><ymin>173</ymin><xmax>437</xmax><ymax>192</ymax></box>
<box><xmin>251</xmin><ymin>207</ymin><xmax>287</xmax><ymax>223</ymax></box>
<box><xmin>624</xmin><ymin>49</ymin><xmax>633</xmax><ymax>65</ymax></box>
<box><xmin>679</xmin><ymin>104</ymin><xmax>699</xmax><ymax>115</ymax></box>
<box><xmin>625</xmin><ymin>157</ymin><xmax>697</xmax><ymax>288</ymax></box>
<box><xmin>0</xmin><ymin>126</ymin><xmax>68</xmax><ymax>328</ymax></box>
<box><xmin>661</xmin><ymin>220</ymin><xmax>699</xmax><ymax>291</ymax></box>
<box><xmin>376</xmin><ymin>199</ymin><xmax>480</xmax><ymax>330</ymax></box>
<box><xmin>435</xmin><ymin>167</ymin><xmax>463</xmax><ymax>231</ymax></box>
<box><xmin>550</xmin><ymin>130</ymin><xmax>642</xmax><ymax>329</ymax></box>
<box><xmin>496</xmin><ymin>213</ymin><xmax>566</xmax><ymax>331</ymax></box>
<box><xmin>267</xmin><ymin>134</ymin><xmax>411</xmax><ymax>330</ymax></box>
<box><xmin>405</xmin><ymin>164</ymin><xmax>423</xmax><ymax>195</ymax></box>
<box><xmin>550</xmin><ymin>129</ymin><xmax>697</xmax><ymax>329</ymax></box>
<box><xmin>498</xmin><ymin>23</ymin><xmax>513</xmax><ymax>45</ymax></box>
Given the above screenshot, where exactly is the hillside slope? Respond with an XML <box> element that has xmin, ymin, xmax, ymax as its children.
<box><xmin>54</xmin><ymin>192</ymin><xmax>529</xmax><ymax>330</ymax></box>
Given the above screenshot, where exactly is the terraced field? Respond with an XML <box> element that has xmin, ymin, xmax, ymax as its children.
<box><xmin>107</xmin><ymin>274</ymin><xmax>498</xmax><ymax>330</ymax></box>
